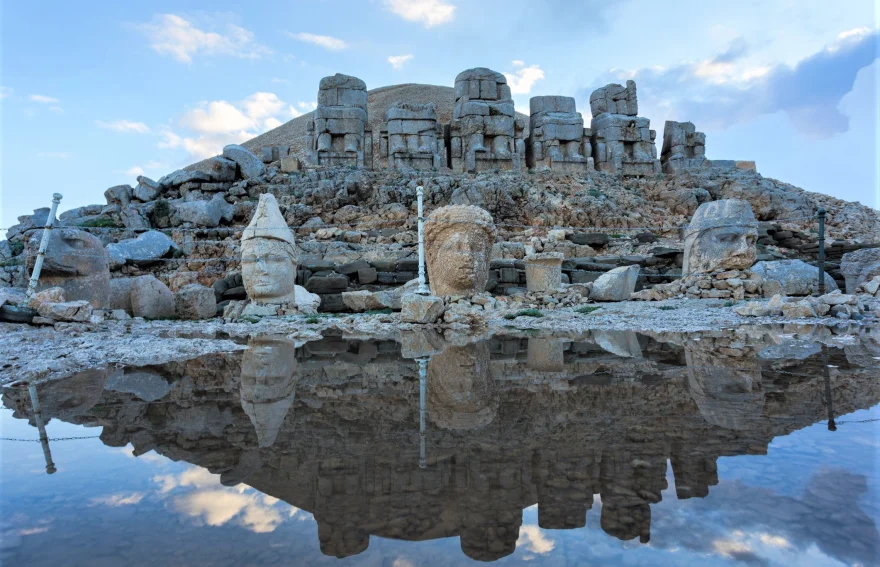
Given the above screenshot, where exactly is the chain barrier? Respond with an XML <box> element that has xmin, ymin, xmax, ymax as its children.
<box><xmin>0</xmin><ymin>436</ymin><xmax>101</xmax><ymax>442</ymax></box>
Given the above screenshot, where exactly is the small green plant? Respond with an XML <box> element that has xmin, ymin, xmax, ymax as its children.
<box><xmin>364</xmin><ymin>308</ymin><xmax>393</xmax><ymax>315</ymax></box>
<box><xmin>152</xmin><ymin>199</ymin><xmax>171</xmax><ymax>218</ymax></box>
<box><xmin>656</xmin><ymin>305</ymin><xmax>677</xmax><ymax>311</ymax></box>
<box><xmin>240</xmin><ymin>315</ymin><xmax>262</xmax><ymax>324</ymax></box>
<box><xmin>0</xmin><ymin>259</ymin><xmax>23</xmax><ymax>268</ymax></box>
<box><xmin>503</xmin><ymin>308</ymin><xmax>544</xmax><ymax>320</ymax></box>
<box><xmin>610</xmin><ymin>234</ymin><xmax>624</xmax><ymax>239</ymax></box>
<box><xmin>304</xmin><ymin>316</ymin><xmax>320</xmax><ymax>324</ymax></box>
<box><xmin>78</xmin><ymin>218</ymin><xmax>120</xmax><ymax>228</ymax></box>
<box><xmin>10</xmin><ymin>242</ymin><xmax>24</xmax><ymax>256</ymax></box>
<box><xmin>576</xmin><ymin>305</ymin><xmax>602</xmax><ymax>314</ymax></box>
<box><xmin>723</xmin><ymin>300</ymin><xmax>736</xmax><ymax>307</ymax></box>
<box><xmin>588</xmin><ymin>189</ymin><xmax>602</xmax><ymax>198</ymax></box>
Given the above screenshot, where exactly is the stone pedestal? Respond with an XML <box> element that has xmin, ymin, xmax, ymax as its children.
<box><xmin>524</xmin><ymin>252</ymin><xmax>564</xmax><ymax>292</ymax></box>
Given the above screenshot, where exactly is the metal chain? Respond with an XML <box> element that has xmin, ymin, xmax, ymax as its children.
<box><xmin>0</xmin><ymin>436</ymin><xmax>101</xmax><ymax>442</ymax></box>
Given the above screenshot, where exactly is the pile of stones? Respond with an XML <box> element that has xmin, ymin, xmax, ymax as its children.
<box><xmin>735</xmin><ymin>287</ymin><xmax>878</xmax><ymax>321</ymax></box>
<box><xmin>631</xmin><ymin>269</ymin><xmax>764</xmax><ymax>301</ymax></box>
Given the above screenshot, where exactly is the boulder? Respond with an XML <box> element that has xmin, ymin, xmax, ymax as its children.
<box><xmin>841</xmin><ymin>248</ymin><xmax>880</xmax><ymax>293</ymax></box>
<box><xmin>591</xmin><ymin>265</ymin><xmax>640</xmax><ymax>301</ymax></box>
<box><xmin>206</xmin><ymin>157</ymin><xmax>237</xmax><ymax>182</ymax></box>
<box><xmin>104</xmin><ymin>184</ymin><xmax>133</xmax><ymax>207</ymax></box>
<box><xmin>374</xmin><ymin>280</ymin><xmax>419</xmax><ymax>310</ymax></box>
<box><xmin>781</xmin><ymin>299</ymin><xmax>818</xmax><ymax>319</ymax></box>
<box><xmin>294</xmin><ymin>285</ymin><xmax>321</xmax><ymax>312</ymax></box>
<box><xmin>110</xmin><ymin>277</ymin><xmax>135</xmax><ymax>312</ymax></box>
<box><xmin>158</xmin><ymin>169</ymin><xmax>211</xmax><ymax>188</ymax></box>
<box><xmin>751</xmin><ymin>259</ymin><xmax>837</xmax><ymax>296</ymax></box>
<box><xmin>341</xmin><ymin>290</ymin><xmax>384</xmax><ymax>312</ymax></box>
<box><xmin>27</xmin><ymin>286</ymin><xmax>65</xmax><ymax>310</ymax></box>
<box><xmin>133</xmin><ymin>176</ymin><xmax>161</xmax><ymax>201</ymax></box>
<box><xmin>223</xmin><ymin>144</ymin><xmax>265</xmax><ymax>179</ymax></box>
<box><xmin>174</xmin><ymin>284</ymin><xmax>217</xmax><ymax>320</ymax></box>
<box><xmin>37</xmin><ymin>300</ymin><xmax>93</xmax><ymax>322</ymax></box>
<box><xmin>858</xmin><ymin>276</ymin><xmax>880</xmax><ymax>296</ymax></box>
<box><xmin>129</xmin><ymin>275</ymin><xmax>175</xmax><ymax>319</ymax></box>
<box><xmin>106</xmin><ymin>231</ymin><xmax>177</xmax><ymax>268</ymax></box>
<box><xmin>734</xmin><ymin>300</ymin><xmax>770</xmax><ymax>317</ymax></box>
<box><xmin>172</xmin><ymin>193</ymin><xmax>234</xmax><ymax>227</ymax></box>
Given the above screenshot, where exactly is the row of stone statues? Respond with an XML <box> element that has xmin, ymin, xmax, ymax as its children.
<box><xmin>302</xmin><ymin>69</ymin><xmax>709</xmax><ymax>175</ymax></box>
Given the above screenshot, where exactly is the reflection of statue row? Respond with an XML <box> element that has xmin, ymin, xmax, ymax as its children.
<box><xmin>300</xmin><ymin>69</ymin><xmax>725</xmax><ymax>176</ymax></box>
<box><xmin>5</xmin><ymin>330</ymin><xmax>879</xmax><ymax>561</ymax></box>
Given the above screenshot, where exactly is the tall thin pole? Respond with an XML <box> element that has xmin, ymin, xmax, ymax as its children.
<box><xmin>28</xmin><ymin>384</ymin><xmax>57</xmax><ymax>474</ymax></box>
<box><xmin>418</xmin><ymin>357</ymin><xmax>428</xmax><ymax>469</ymax></box>
<box><xmin>26</xmin><ymin>193</ymin><xmax>63</xmax><ymax>299</ymax></box>
<box><xmin>821</xmin><ymin>345</ymin><xmax>836</xmax><ymax>432</ymax></box>
<box><xmin>416</xmin><ymin>186</ymin><xmax>429</xmax><ymax>295</ymax></box>
<box><xmin>817</xmin><ymin>207</ymin><xmax>826</xmax><ymax>296</ymax></box>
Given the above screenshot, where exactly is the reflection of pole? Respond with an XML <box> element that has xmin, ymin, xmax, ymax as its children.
<box><xmin>28</xmin><ymin>384</ymin><xmax>57</xmax><ymax>474</ymax></box>
<box><xmin>416</xmin><ymin>186</ymin><xmax>429</xmax><ymax>295</ymax></box>
<box><xmin>821</xmin><ymin>345</ymin><xmax>836</xmax><ymax>431</ymax></box>
<box><xmin>418</xmin><ymin>357</ymin><xmax>428</xmax><ymax>468</ymax></box>
<box><xmin>26</xmin><ymin>193</ymin><xmax>63</xmax><ymax>299</ymax></box>
<box><xmin>816</xmin><ymin>207</ymin><xmax>826</xmax><ymax>296</ymax></box>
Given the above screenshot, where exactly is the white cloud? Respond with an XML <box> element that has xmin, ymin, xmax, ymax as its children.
<box><xmin>512</xmin><ymin>60</ymin><xmax>525</xmax><ymax>67</ymax></box>
<box><xmin>96</xmin><ymin>119</ymin><xmax>151</xmax><ymax>134</ymax></box>
<box><xmin>383</xmin><ymin>0</ymin><xmax>455</xmax><ymax>28</ymax></box>
<box><xmin>90</xmin><ymin>492</ymin><xmax>146</xmax><ymax>507</ymax></box>
<box><xmin>125</xmin><ymin>166</ymin><xmax>145</xmax><ymax>177</ymax></box>
<box><xmin>37</xmin><ymin>152</ymin><xmax>71</xmax><ymax>159</ymax></box>
<box><xmin>504</xmin><ymin>62</ymin><xmax>545</xmax><ymax>95</ymax></box>
<box><xmin>516</xmin><ymin>525</ymin><xmax>555</xmax><ymax>554</ymax></box>
<box><xmin>0</xmin><ymin>86</ymin><xmax>13</xmax><ymax>99</ymax></box>
<box><xmin>388</xmin><ymin>54</ymin><xmax>414</xmax><ymax>69</ymax></box>
<box><xmin>135</xmin><ymin>14</ymin><xmax>271</xmax><ymax>64</ymax></box>
<box><xmin>29</xmin><ymin>94</ymin><xmax>60</xmax><ymax>104</ymax></box>
<box><xmin>297</xmin><ymin>101</ymin><xmax>317</xmax><ymax>110</ymax></box>
<box><xmin>48</xmin><ymin>106</ymin><xmax>64</xmax><ymax>115</ymax></box>
<box><xmin>288</xmin><ymin>32</ymin><xmax>347</xmax><ymax>51</ymax></box>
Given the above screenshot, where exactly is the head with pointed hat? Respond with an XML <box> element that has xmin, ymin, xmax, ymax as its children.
<box><xmin>241</xmin><ymin>194</ymin><xmax>298</xmax><ymax>305</ymax></box>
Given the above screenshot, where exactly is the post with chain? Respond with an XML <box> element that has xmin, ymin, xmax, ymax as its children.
<box><xmin>816</xmin><ymin>206</ymin><xmax>826</xmax><ymax>296</ymax></box>
<box><xmin>28</xmin><ymin>384</ymin><xmax>57</xmax><ymax>474</ymax></box>
<box><xmin>25</xmin><ymin>193</ymin><xmax>63</xmax><ymax>299</ymax></box>
<box><xmin>416</xmin><ymin>186</ymin><xmax>430</xmax><ymax>295</ymax></box>
<box><xmin>418</xmin><ymin>357</ymin><xmax>429</xmax><ymax>469</ymax></box>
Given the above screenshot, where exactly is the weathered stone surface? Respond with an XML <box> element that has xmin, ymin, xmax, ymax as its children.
<box><xmin>751</xmin><ymin>259</ymin><xmax>838</xmax><ymax>296</ymax></box>
<box><xmin>400</xmin><ymin>293</ymin><xmax>444</xmax><ymax>324</ymax></box>
<box><xmin>683</xmin><ymin>199</ymin><xmax>758</xmax><ymax>275</ymax></box>
<box><xmin>425</xmin><ymin>205</ymin><xmax>496</xmax><ymax>297</ymax></box>
<box><xmin>841</xmin><ymin>248</ymin><xmax>880</xmax><ymax>293</ymax></box>
<box><xmin>26</xmin><ymin>228</ymin><xmax>111</xmax><ymax>308</ymax></box>
<box><xmin>591</xmin><ymin>265</ymin><xmax>639</xmax><ymax>301</ymax></box>
<box><xmin>308</xmin><ymin>74</ymin><xmax>370</xmax><ymax>167</ymax></box>
<box><xmin>819</xmin><ymin>291</ymin><xmax>857</xmax><ymax>306</ymax></box>
<box><xmin>590</xmin><ymin>80</ymin><xmax>638</xmax><ymax>116</ymax></box>
<box><xmin>173</xmin><ymin>193</ymin><xmax>234</xmax><ymax>227</ymax></box>
<box><xmin>859</xmin><ymin>276</ymin><xmax>880</xmax><ymax>296</ymax></box>
<box><xmin>239</xmin><ymin>336</ymin><xmax>298</xmax><ymax>448</ymax></box>
<box><xmin>382</xmin><ymin>102</ymin><xmax>444</xmax><ymax>170</ymax></box>
<box><xmin>781</xmin><ymin>299</ymin><xmax>818</xmax><ymax>319</ymax></box>
<box><xmin>104</xmin><ymin>184</ymin><xmax>133</xmax><ymax>207</ymax></box>
<box><xmin>36</xmin><ymin>300</ymin><xmax>93</xmax><ymax>322</ymax></box>
<box><xmin>158</xmin><ymin>169</ymin><xmax>211</xmax><ymax>188</ymax></box>
<box><xmin>130</xmin><ymin>275</ymin><xmax>175</xmax><ymax>319</ymax></box>
<box><xmin>27</xmin><ymin>286</ymin><xmax>65</xmax><ymax>310</ymax></box>
<box><xmin>734</xmin><ymin>300</ymin><xmax>771</xmax><ymax>317</ymax></box>
<box><xmin>174</xmin><ymin>284</ymin><xmax>217</xmax><ymax>320</ymax></box>
<box><xmin>527</xmin><ymin>96</ymin><xmax>592</xmax><ymax>172</ymax></box>
<box><xmin>133</xmin><ymin>176</ymin><xmax>161</xmax><ymax>201</ymax></box>
<box><xmin>106</xmin><ymin>230</ymin><xmax>177</xmax><ymax>268</ymax></box>
<box><xmin>661</xmin><ymin>121</ymin><xmax>708</xmax><ymax>173</ymax></box>
<box><xmin>222</xmin><ymin>144</ymin><xmax>265</xmax><ymax>179</ymax></box>
<box><xmin>341</xmin><ymin>290</ymin><xmax>384</xmax><ymax>312</ymax></box>
<box><xmin>206</xmin><ymin>157</ymin><xmax>238</xmax><ymax>182</ymax></box>
<box><xmin>295</xmin><ymin>286</ymin><xmax>321</xmax><ymax>312</ymax></box>
<box><xmin>110</xmin><ymin>277</ymin><xmax>135</xmax><ymax>312</ymax></box>
<box><xmin>427</xmin><ymin>342</ymin><xmax>495</xmax><ymax>430</ymax></box>
<box><xmin>524</xmin><ymin>252</ymin><xmax>564</xmax><ymax>292</ymax></box>
<box><xmin>241</xmin><ymin>194</ymin><xmax>298</xmax><ymax>306</ymax></box>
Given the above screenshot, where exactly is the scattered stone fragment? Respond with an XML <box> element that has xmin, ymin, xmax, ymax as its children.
<box><xmin>591</xmin><ymin>265</ymin><xmax>640</xmax><ymax>301</ymax></box>
<box><xmin>174</xmin><ymin>284</ymin><xmax>217</xmax><ymax>320</ymax></box>
<box><xmin>401</xmin><ymin>293</ymin><xmax>444</xmax><ymax>324</ymax></box>
<box><xmin>130</xmin><ymin>275</ymin><xmax>175</xmax><ymax>319</ymax></box>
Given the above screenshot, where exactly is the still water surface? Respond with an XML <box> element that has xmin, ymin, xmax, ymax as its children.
<box><xmin>2</xmin><ymin>328</ymin><xmax>879</xmax><ymax>566</ymax></box>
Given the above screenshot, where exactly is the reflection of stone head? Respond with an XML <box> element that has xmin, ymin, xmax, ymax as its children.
<box><xmin>683</xmin><ymin>199</ymin><xmax>757</xmax><ymax>275</ymax></box>
<box><xmin>685</xmin><ymin>345</ymin><xmax>764</xmax><ymax>430</ymax></box>
<box><xmin>240</xmin><ymin>336</ymin><xmax>298</xmax><ymax>447</ymax></box>
<box><xmin>601</xmin><ymin>503</ymin><xmax>651</xmax><ymax>543</ymax></box>
<box><xmin>427</xmin><ymin>342</ymin><xmax>496</xmax><ymax>430</ymax></box>
<box><xmin>27</xmin><ymin>227</ymin><xmax>110</xmax><ymax>307</ymax></box>
<box><xmin>241</xmin><ymin>194</ymin><xmax>297</xmax><ymax>306</ymax></box>
<box><xmin>424</xmin><ymin>205</ymin><xmax>496</xmax><ymax>297</ymax></box>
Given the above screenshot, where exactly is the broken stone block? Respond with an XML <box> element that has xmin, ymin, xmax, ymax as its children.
<box><xmin>841</xmin><ymin>248</ymin><xmax>880</xmax><ymax>293</ymax></box>
<box><xmin>341</xmin><ymin>290</ymin><xmax>384</xmax><ymax>312</ymax></box>
<box><xmin>130</xmin><ymin>275</ymin><xmax>175</xmax><ymax>319</ymax></box>
<box><xmin>37</xmin><ymin>300</ymin><xmax>93</xmax><ymax>322</ymax></box>
<box><xmin>174</xmin><ymin>284</ymin><xmax>217</xmax><ymax>320</ymax></box>
<box><xmin>106</xmin><ymin>230</ymin><xmax>178</xmax><ymax>269</ymax></box>
<box><xmin>222</xmin><ymin>144</ymin><xmax>265</xmax><ymax>179</ymax></box>
<box><xmin>307</xmin><ymin>74</ymin><xmax>370</xmax><ymax>167</ymax></box>
<box><xmin>381</xmin><ymin>102</ymin><xmax>444</xmax><ymax>170</ymax></box>
<box><xmin>661</xmin><ymin>121</ymin><xmax>708</xmax><ymax>174</ymax></box>
<box><xmin>133</xmin><ymin>176</ymin><xmax>161</xmax><ymax>201</ymax></box>
<box><xmin>751</xmin><ymin>259</ymin><xmax>837</xmax><ymax>296</ymax></box>
<box><xmin>401</xmin><ymin>294</ymin><xmax>444</xmax><ymax>324</ymax></box>
<box><xmin>527</xmin><ymin>95</ymin><xmax>593</xmax><ymax>173</ymax></box>
<box><xmin>590</xmin><ymin>264</ymin><xmax>640</xmax><ymax>301</ymax></box>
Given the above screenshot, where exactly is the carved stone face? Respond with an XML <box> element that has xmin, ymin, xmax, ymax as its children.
<box><xmin>684</xmin><ymin>225</ymin><xmax>757</xmax><ymax>274</ymax></box>
<box><xmin>425</xmin><ymin>206</ymin><xmax>495</xmax><ymax>297</ymax></box>
<box><xmin>27</xmin><ymin>228</ymin><xmax>110</xmax><ymax>308</ymax></box>
<box><xmin>240</xmin><ymin>336</ymin><xmax>298</xmax><ymax>448</ymax></box>
<box><xmin>427</xmin><ymin>342</ymin><xmax>496</xmax><ymax>430</ymax></box>
<box><xmin>241</xmin><ymin>239</ymin><xmax>297</xmax><ymax>305</ymax></box>
<box><xmin>432</xmin><ymin>230</ymin><xmax>488</xmax><ymax>294</ymax></box>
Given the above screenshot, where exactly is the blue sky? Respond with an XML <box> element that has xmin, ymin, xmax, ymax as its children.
<box><xmin>1</xmin><ymin>0</ymin><xmax>878</xmax><ymax>228</ymax></box>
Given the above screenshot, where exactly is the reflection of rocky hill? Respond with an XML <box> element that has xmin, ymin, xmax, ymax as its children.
<box><xmin>4</xmin><ymin>330</ymin><xmax>879</xmax><ymax>562</ymax></box>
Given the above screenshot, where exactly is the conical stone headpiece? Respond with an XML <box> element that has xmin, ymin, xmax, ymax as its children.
<box><xmin>242</xmin><ymin>194</ymin><xmax>295</xmax><ymax>247</ymax></box>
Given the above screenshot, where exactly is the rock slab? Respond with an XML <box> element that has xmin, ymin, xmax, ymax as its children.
<box><xmin>591</xmin><ymin>265</ymin><xmax>640</xmax><ymax>301</ymax></box>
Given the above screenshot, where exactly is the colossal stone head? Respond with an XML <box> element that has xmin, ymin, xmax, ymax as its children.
<box><xmin>241</xmin><ymin>194</ymin><xmax>298</xmax><ymax>306</ymax></box>
<box><xmin>685</xmin><ymin>342</ymin><xmax>764</xmax><ymax>430</ymax></box>
<box><xmin>683</xmin><ymin>199</ymin><xmax>758</xmax><ymax>275</ymax></box>
<box><xmin>240</xmin><ymin>335</ymin><xmax>298</xmax><ymax>448</ymax></box>
<box><xmin>427</xmin><ymin>341</ymin><xmax>496</xmax><ymax>431</ymax></box>
<box><xmin>424</xmin><ymin>205</ymin><xmax>496</xmax><ymax>297</ymax></box>
<box><xmin>26</xmin><ymin>227</ymin><xmax>111</xmax><ymax>308</ymax></box>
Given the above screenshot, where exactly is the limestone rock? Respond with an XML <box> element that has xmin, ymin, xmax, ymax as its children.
<box><xmin>110</xmin><ymin>277</ymin><xmax>135</xmax><ymax>312</ymax></box>
<box><xmin>683</xmin><ymin>199</ymin><xmax>757</xmax><ymax>275</ymax></box>
<box><xmin>174</xmin><ymin>284</ymin><xmax>217</xmax><ymax>320</ymax></box>
<box><xmin>106</xmin><ymin>230</ymin><xmax>178</xmax><ymax>268</ymax></box>
<box><xmin>130</xmin><ymin>275</ymin><xmax>175</xmax><ymax>319</ymax></box>
<box><xmin>781</xmin><ymin>299</ymin><xmax>818</xmax><ymax>319</ymax></box>
<box><xmin>858</xmin><ymin>276</ymin><xmax>880</xmax><ymax>296</ymax></box>
<box><xmin>341</xmin><ymin>290</ymin><xmax>384</xmax><ymax>312</ymax></box>
<box><xmin>751</xmin><ymin>259</ymin><xmax>837</xmax><ymax>296</ymax></box>
<box><xmin>818</xmin><ymin>291</ymin><xmax>857</xmax><ymax>306</ymax></box>
<box><xmin>37</xmin><ymin>300</ymin><xmax>93</xmax><ymax>322</ymax></box>
<box><xmin>591</xmin><ymin>265</ymin><xmax>639</xmax><ymax>301</ymax></box>
<box><xmin>206</xmin><ymin>157</ymin><xmax>237</xmax><ymax>182</ymax></box>
<box><xmin>173</xmin><ymin>193</ymin><xmax>234</xmax><ymax>227</ymax></box>
<box><xmin>27</xmin><ymin>287</ymin><xmax>65</xmax><ymax>310</ymax></box>
<box><xmin>425</xmin><ymin>205</ymin><xmax>496</xmax><ymax>297</ymax></box>
<box><xmin>734</xmin><ymin>301</ymin><xmax>770</xmax><ymax>317</ymax></box>
<box><xmin>158</xmin><ymin>169</ymin><xmax>212</xmax><ymax>188</ymax></box>
<box><xmin>133</xmin><ymin>176</ymin><xmax>161</xmax><ymax>201</ymax></box>
<box><xmin>841</xmin><ymin>248</ymin><xmax>880</xmax><ymax>293</ymax></box>
<box><xmin>26</xmin><ymin>227</ymin><xmax>111</xmax><ymax>308</ymax></box>
<box><xmin>295</xmin><ymin>286</ymin><xmax>321</xmax><ymax>312</ymax></box>
<box><xmin>401</xmin><ymin>294</ymin><xmax>444</xmax><ymax>324</ymax></box>
<box><xmin>223</xmin><ymin>144</ymin><xmax>265</xmax><ymax>179</ymax></box>
<box><xmin>104</xmin><ymin>184</ymin><xmax>133</xmax><ymax>207</ymax></box>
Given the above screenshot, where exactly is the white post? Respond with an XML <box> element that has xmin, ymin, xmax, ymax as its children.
<box><xmin>29</xmin><ymin>383</ymin><xmax>56</xmax><ymax>475</ymax></box>
<box><xmin>416</xmin><ymin>186</ymin><xmax>429</xmax><ymax>295</ymax></box>
<box><xmin>418</xmin><ymin>357</ymin><xmax>428</xmax><ymax>469</ymax></box>
<box><xmin>26</xmin><ymin>193</ymin><xmax>63</xmax><ymax>299</ymax></box>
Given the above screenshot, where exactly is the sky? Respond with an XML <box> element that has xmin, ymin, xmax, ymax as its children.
<box><xmin>1</xmin><ymin>0</ymin><xmax>879</xmax><ymax>229</ymax></box>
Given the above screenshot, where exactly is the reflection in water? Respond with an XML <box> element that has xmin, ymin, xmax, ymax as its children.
<box><xmin>3</xmin><ymin>326</ymin><xmax>880</xmax><ymax>565</ymax></box>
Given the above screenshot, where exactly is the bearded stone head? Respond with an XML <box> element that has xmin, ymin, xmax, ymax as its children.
<box><xmin>424</xmin><ymin>205</ymin><xmax>496</xmax><ymax>297</ymax></box>
<box><xmin>683</xmin><ymin>199</ymin><xmax>758</xmax><ymax>275</ymax></box>
<box><xmin>427</xmin><ymin>342</ymin><xmax>496</xmax><ymax>431</ymax></box>
<box><xmin>26</xmin><ymin>227</ymin><xmax>110</xmax><ymax>307</ymax></box>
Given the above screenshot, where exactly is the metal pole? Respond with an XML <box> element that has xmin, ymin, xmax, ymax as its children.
<box><xmin>817</xmin><ymin>207</ymin><xmax>826</xmax><ymax>296</ymax></box>
<box><xmin>821</xmin><ymin>345</ymin><xmax>836</xmax><ymax>432</ymax></box>
<box><xmin>28</xmin><ymin>384</ymin><xmax>57</xmax><ymax>474</ymax></box>
<box><xmin>418</xmin><ymin>357</ymin><xmax>428</xmax><ymax>469</ymax></box>
<box><xmin>416</xmin><ymin>186</ymin><xmax>429</xmax><ymax>295</ymax></box>
<box><xmin>26</xmin><ymin>193</ymin><xmax>63</xmax><ymax>299</ymax></box>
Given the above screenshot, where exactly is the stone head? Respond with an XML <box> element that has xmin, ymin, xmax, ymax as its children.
<box><xmin>427</xmin><ymin>341</ymin><xmax>496</xmax><ymax>430</ymax></box>
<box><xmin>26</xmin><ymin>227</ymin><xmax>110</xmax><ymax>307</ymax></box>
<box><xmin>240</xmin><ymin>335</ymin><xmax>298</xmax><ymax>448</ymax></box>
<box><xmin>241</xmin><ymin>194</ymin><xmax>298</xmax><ymax>306</ymax></box>
<box><xmin>424</xmin><ymin>205</ymin><xmax>496</xmax><ymax>297</ymax></box>
<box><xmin>683</xmin><ymin>199</ymin><xmax>758</xmax><ymax>275</ymax></box>
<box><xmin>685</xmin><ymin>341</ymin><xmax>764</xmax><ymax>430</ymax></box>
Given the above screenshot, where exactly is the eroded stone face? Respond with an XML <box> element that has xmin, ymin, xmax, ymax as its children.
<box><xmin>241</xmin><ymin>194</ymin><xmax>298</xmax><ymax>306</ymax></box>
<box><xmin>427</xmin><ymin>341</ymin><xmax>496</xmax><ymax>430</ymax></box>
<box><xmin>424</xmin><ymin>205</ymin><xmax>496</xmax><ymax>297</ymax></box>
<box><xmin>26</xmin><ymin>227</ymin><xmax>110</xmax><ymax>308</ymax></box>
<box><xmin>683</xmin><ymin>199</ymin><xmax>758</xmax><ymax>275</ymax></box>
<box><xmin>240</xmin><ymin>336</ymin><xmax>298</xmax><ymax>448</ymax></box>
